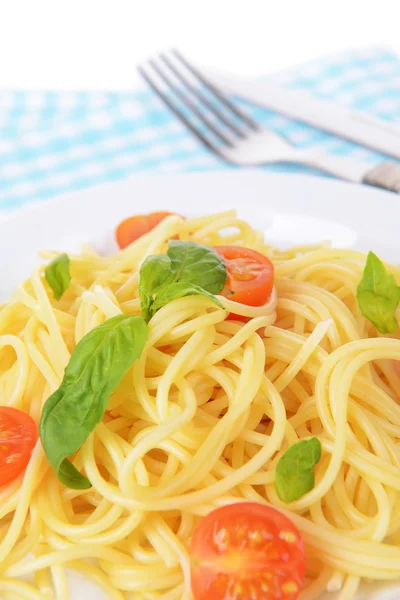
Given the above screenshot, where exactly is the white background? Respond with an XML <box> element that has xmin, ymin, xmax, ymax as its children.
<box><xmin>0</xmin><ymin>0</ymin><xmax>398</xmax><ymax>91</ymax></box>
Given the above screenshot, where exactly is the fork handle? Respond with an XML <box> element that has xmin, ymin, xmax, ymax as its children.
<box><xmin>362</xmin><ymin>163</ymin><xmax>400</xmax><ymax>193</ymax></box>
<box><xmin>296</xmin><ymin>150</ymin><xmax>400</xmax><ymax>192</ymax></box>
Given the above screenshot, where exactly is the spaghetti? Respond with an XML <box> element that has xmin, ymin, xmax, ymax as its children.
<box><xmin>0</xmin><ymin>210</ymin><xmax>400</xmax><ymax>600</ymax></box>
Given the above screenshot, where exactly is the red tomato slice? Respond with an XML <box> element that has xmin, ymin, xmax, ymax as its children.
<box><xmin>116</xmin><ymin>211</ymin><xmax>182</xmax><ymax>249</ymax></box>
<box><xmin>190</xmin><ymin>502</ymin><xmax>305</xmax><ymax>600</ymax></box>
<box><xmin>214</xmin><ymin>246</ymin><xmax>274</xmax><ymax>322</ymax></box>
<box><xmin>0</xmin><ymin>406</ymin><xmax>37</xmax><ymax>486</ymax></box>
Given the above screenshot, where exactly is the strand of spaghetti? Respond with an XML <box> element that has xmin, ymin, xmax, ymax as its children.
<box><xmin>180</xmin><ymin>210</ymin><xmax>236</xmax><ymax>230</ymax></box>
<box><xmin>106</xmin><ymin>569</ymin><xmax>183</xmax><ymax>593</ymax></box>
<box><xmin>0</xmin><ymin>579</ymin><xmax>45</xmax><ymax>600</ymax></box>
<box><xmin>117</xmin><ymin>379</ymin><xmax>198</xmax><ymax>498</ymax></box>
<box><xmin>191</xmin><ymin>215</ymin><xmax>256</xmax><ymax>242</ymax></box>
<box><xmin>30</xmin><ymin>268</ymin><xmax>70</xmax><ymax>369</ymax></box>
<box><xmin>203</xmin><ymin>315</ymin><xmax>275</xmax><ymax>366</ymax></box>
<box><xmin>0</xmin><ymin>335</ymin><xmax>29</xmax><ymax>408</ymax></box>
<box><xmin>39</xmin><ymin>488</ymin><xmax>124</xmax><ymax>539</ymax></box>
<box><xmin>116</xmin><ymin>379</ymin><xmax>285</xmax><ymax>511</ymax></box>
<box><xmin>152</xmin><ymin>337</ymin><xmax>266</xmax><ymax>497</ymax></box>
<box><xmin>5</xmin><ymin>544</ymin><xmax>136</xmax><ymax>577</ymax></box>
<box><xmin>23</xmin><ymin>317</ymin><xmax>60</xmax><ymax>390</ymax></box>
<box><xmin>273</xmin><ymin>319</ymin><xmax>332</xmax><ymax>392</ymax></box>
<box><xmin>37</xmin><ymin>327</ymin><xmax>67</xmax><ymax>378</ymax></box>
<box><xmin>316</xmin><ymin>339</ymin><xmax>400</xmax><ymax>438</ymax></box>
<box><xmin>156</xmin><ymin>327</ymin><xmax>215</xmax><ymax>420</ymax></box>
<box><xmin>51</xmin><ymin>564</ymin><xmax>69</xmax><ymax>600</ymax></box>
<box><xmin>0</xmin><ymin>443</ymin><xmax>44</xmax><ymax>564</ymax></box>
<box><xmin>157</xmin><ymin>310</ymin><xmax>226</xmax><ymax>345</ymax></box>
<box><xmin>148</xmin><ymin>296</ymin><xmax>222</xmax><ymax>345</ymax></box>
<box><xmin>33</xmin><ymin>547</ymin><xmax>54</xmax><ymax>600</ymax></box>
<box><xmin>277</xmin><ymin>278</ymin><xmax>362</xmax><ymax>342</ymax></box>
<box><xmin>338</xmin><ymin>576</ymin><xmax>361</xmax><ymax>600</ymax></box>
<box><xmin>355</xmin><ymin>478</ymin><xmax>390</xmax><ymax>542</ymax></box>
<box><xmin>81</xmin><ymin>285</ymin><xmax>121</xmax><ymax>318</ymax></box>
<box><xmin>331</xmin><ymin>468</ymin><xmax>375</xmax><ymax>532</ymax></box>
<box><xmin>274</xmin><ymin>248</ymin><xmax>368</xmax><ymax>276</ymax></box>
<box><xmin>0</xmin><ymin>506</ymin><xmax>43</xmax><ymax>571</ymax></box>
<box><xmin>14</xmin><ymin>285</ymin><xmax>38</xmax><ymax>310</ymax></box>
<box><xmin>319</xmin><ymin>439</ymin><xmax>400</xmax><ymax>490</ymax></box>
<box><xmin>299</xmin><ymin>567</ymin><xmax>335</xmax><ymax>600</ymax></box>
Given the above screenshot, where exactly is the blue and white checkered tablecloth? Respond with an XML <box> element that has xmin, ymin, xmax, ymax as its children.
<box><xmin>0</xmin><ymin>46</ymin><xmax>399</xmax><ymax>212</ymax></box>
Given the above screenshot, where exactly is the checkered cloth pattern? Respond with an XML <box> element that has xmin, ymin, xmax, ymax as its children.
<box><xmin>0</xmin><ymin>46</ymin><xmax>399</xmax><ymax>212</ymax></box>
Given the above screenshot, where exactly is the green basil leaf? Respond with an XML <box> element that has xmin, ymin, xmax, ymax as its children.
<box><xmin>138</xmin><ymin>241</ymin><xmax>227</xmax><ymax>322</ymax></box>
<box><xmin>150</xmin><ymin>281</ymin><xmax>223</xmax><ymax>317</ymax></box>
<box><xmin>39</xmin><ymin>314</ymin><xmax>148</xmax><ymax>489</ymax></box>
<box><xmin>167</xmin><ymin>240</ymin><xmax>227</xmax><ymax>294</ymax></box>
<box><xmin>275</xmin><ymin>438</ymin><xmax>321</xmax><ymax>503</ymax></box>
<box><xmin>45</xmin><ymin>253</ymin><xmax>71</xmax><ymax>300</ymax></box>
<box><xmin>139</xmin><ymin>254</ymin><xmax>175</xmax><ymax>322</ymax></box>
<box><xmin>357</xmin><ymin>251</ymin><xmax>400</xmax><ymax>334</ymax></box>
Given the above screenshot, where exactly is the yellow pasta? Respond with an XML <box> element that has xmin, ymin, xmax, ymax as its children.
<box><xmin>1</xmin><ymin>210</ymin><xmax>400</xmax><ymax>600</ymax></box>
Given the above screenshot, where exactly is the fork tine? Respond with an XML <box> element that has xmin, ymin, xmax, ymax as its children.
<box><xmin>148</xmin><ymin>58</ymin><xmax>233</xmax><ymax>147</ymax></box>
<box><xmin>172</xmin><ymin>49</ymin><xmax>259</xmax><ymax>132</ymax></box>
<box><xmin>138</xmin><ymin>65</ymin><xmax>223</xmax><ymax>156</ymax></box>
<box><xmin>159</xmin><ymin>52</ymin><xmax>246</xmax><ymax>139</ymax></box>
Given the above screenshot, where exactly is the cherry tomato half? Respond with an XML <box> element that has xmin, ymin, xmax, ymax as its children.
<box><xmin>116</xmin><ymin>211</ymin><xmax>182</xmax><ymax>249</ymax></box>
<box><xmin>214</xmin><ymin>246</ymin><xmax>274</xmax><ymax>324</ymax></box>
<box><xmin>190</xmin><ymin>502</ymin><xmax>305</xmax><ymax>600</ymax></box>
<box><xmin>0</xmin><ymin>406</ymin><xmax>37</xmax><ymax>487</ymax></box>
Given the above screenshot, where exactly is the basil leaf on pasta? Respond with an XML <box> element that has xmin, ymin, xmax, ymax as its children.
<box><xmin>45</xmin><ymin>253</ymin><xmax>71</xmax><ymax>300</ymax></box>
<box><xmin>39</xmin><ymin>314</ymin><xmax>148</xmax><ymax>489</ymax></box>
<box><xmin>139</xmin><ymin>254</ymin><xmax>174</xmax><ymax>322</ymax></box>
<box><xmin>275</xmin><ymin>438</ymin><xmax>321</xmax><ymax>503</ymax></box>
<box><xmin>357</xmin><ymin>251</ymin><xmax>400</xmax><ymax>334</ymax></box>
<box><xmin>167</xmin><ymin>240</ymin><xmax>227</xmax><ymax>294</ymax></box>
<box><xmin>139</xmin><ymin>241</ymin><xmax>227</xmax><ymax>322</ymax></box>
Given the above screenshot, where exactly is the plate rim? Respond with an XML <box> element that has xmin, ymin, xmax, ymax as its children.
<box><xmin>0</xmin><ymin>169</ymin><xmax>396</xmax><ymax>227</ymax></box>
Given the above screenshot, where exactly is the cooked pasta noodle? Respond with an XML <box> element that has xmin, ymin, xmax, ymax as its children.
<box><xmin>1</xmin><ymin>210</ymin><xmax>400</xmax><ymax>600</ymax></box>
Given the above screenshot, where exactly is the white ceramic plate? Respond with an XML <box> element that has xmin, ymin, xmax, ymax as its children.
<box><xmin>1</xmin><ymin>170</ymin><xmax>399</xmax><ymax>599</ymax></box>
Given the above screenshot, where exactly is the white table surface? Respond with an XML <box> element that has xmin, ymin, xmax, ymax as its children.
<box><xmin>0</xmin><ymin>0</ymin><xmax>398</xmax><ymax>91</ymax></box>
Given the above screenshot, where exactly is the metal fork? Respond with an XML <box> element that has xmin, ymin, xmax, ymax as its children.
<box><xmin>138</xmin><ymin>50</ymin><xmax>400</xmax><ymax>193</ymax></box>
